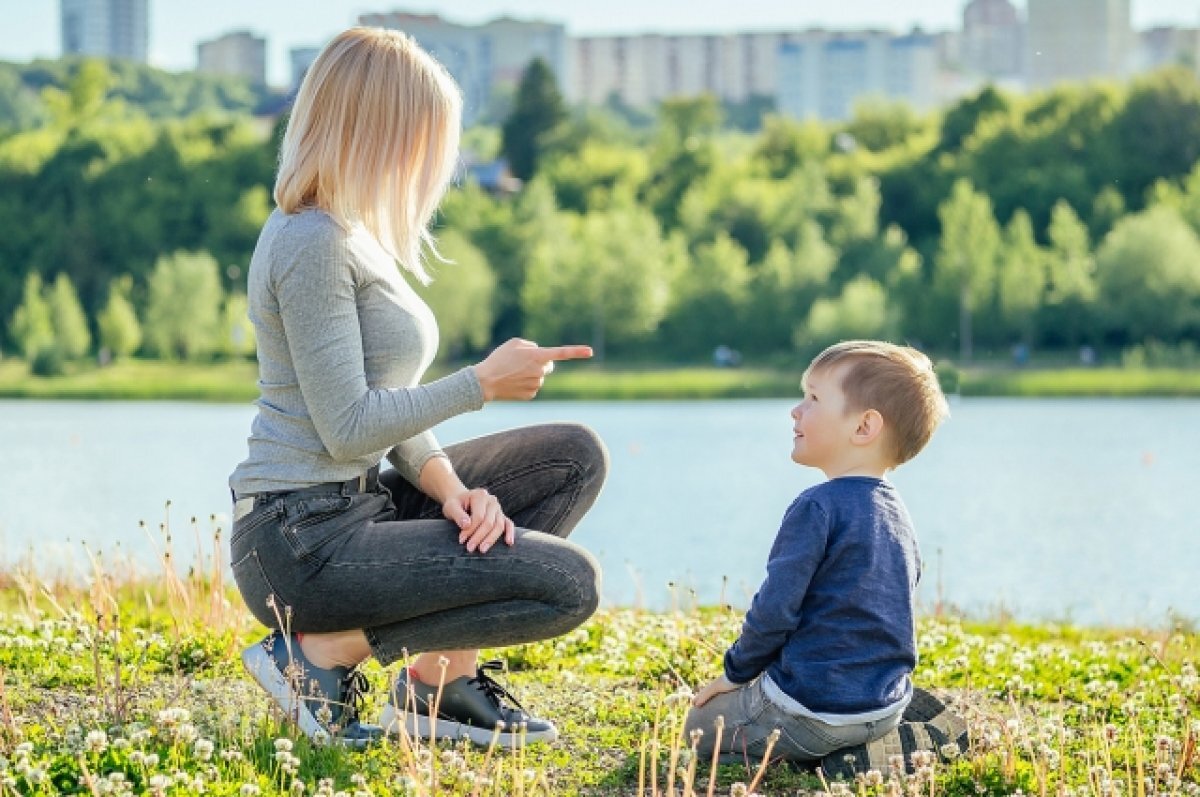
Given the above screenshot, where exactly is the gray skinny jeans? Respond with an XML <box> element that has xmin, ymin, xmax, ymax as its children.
<box><xmin>230</xmin><ymin>423</ymin><xmax>607</xmax><ymax>665</ymax></box>
<box><xmin>684</xmin><ymin>677</ymin><xmax>904</xmax><ymax>762</ymax></box>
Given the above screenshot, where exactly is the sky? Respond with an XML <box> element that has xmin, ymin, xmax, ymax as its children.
<box><xmin>2</xmin><ymin>0</ymin><xmax>1199</xmax><ymax>87</ymax></box>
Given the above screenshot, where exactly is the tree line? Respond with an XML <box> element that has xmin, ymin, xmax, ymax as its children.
<box><xmin>3</xmin><ymin>58</ymin><xmax>1200</xmax><ymax>374</ymax></box>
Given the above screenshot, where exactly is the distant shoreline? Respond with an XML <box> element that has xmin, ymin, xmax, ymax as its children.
<box><xmin>3</xmin><ymin>358</ymin><xmax>1200</xmax><ymax>401</ymax></box>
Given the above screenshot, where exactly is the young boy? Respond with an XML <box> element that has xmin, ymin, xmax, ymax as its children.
<box><xmin>685</xmin><ymin>340</ymin><xmax>949</xmax><ymax>764</ymax></box>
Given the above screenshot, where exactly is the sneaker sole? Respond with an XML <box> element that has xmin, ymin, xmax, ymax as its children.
<box><xmin>378</xmin><ymin>702</ymin><xmax>558</xmax><ymax>746</ymax></box>
<box><xmin>241</xmin><ymin>643</ymin><xmax>375</xmax><ymax>749</ymax></box>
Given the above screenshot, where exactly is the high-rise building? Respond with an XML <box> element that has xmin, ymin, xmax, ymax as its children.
<box><xmin>60</xmin><ymin>0</ymin><xmax>148</xmax><ymax>62</ymax></box>
<box><xmin>289</xmin><ymin>46</ymin><xmax>322</xmax><ymax>91</ymax></box>
<box><xmin>358</xmin><ymin>11</ymin><xmax>567</xmax><ymax>125</ymax></box>
<box><xmin>777</xmin><ymin>31</ymin><xmax>938</xmax><ymax>121</ymax></box>
<box><xmin>962</xmin><ymin>0</ymin><xmax>1024</xmax><ymax>81</ymax></box>
<box><xmin>197</xmin><ymin>31</ymin><xmax>267</xmax><ymax>85</ymax></box>
<box><xmin>1027</xmin><ymin>0</ymin><xmax>1132</xmax><ymax>87</ymax></box>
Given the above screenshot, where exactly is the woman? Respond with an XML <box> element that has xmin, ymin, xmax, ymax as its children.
<box><xmin>227</xmin><ymin>27</ymin><xmax>607</xmax><ymax>747</ymax></box>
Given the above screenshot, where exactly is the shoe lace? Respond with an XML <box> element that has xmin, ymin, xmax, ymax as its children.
<box><xmin>339</xmin><ymin>668</ymin><xmax>371</xmax><ymax>725</ymax></box>
<box><xmin>468</xmin><ymin>659</ymin><xmax>526</xmax><ymax>716</ymax></box>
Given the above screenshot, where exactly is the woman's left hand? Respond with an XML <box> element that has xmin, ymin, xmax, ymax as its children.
<box><xmin>444</xmin><ymin>488</ymin><xmax>515</xmax><ymax>553</ymax></box>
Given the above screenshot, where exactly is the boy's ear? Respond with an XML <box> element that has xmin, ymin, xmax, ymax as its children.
<box><xmin>851</xmin><ymin>409</ymin><xmax>885</xmax><ymax>446</ymax></box>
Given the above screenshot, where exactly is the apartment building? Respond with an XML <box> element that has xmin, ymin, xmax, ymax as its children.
<box><xmin>358</xmin><ymin>11</ymin><xmax>567</xmax><ymax>124</ymax></box>
<box><xmin>1027</xmin><ymin>0</ymin><xmax>1132</xmax><ymax>87</ymax></box>
<box><xmin>197</xmin><ymin>31</ymin><xmax>267</xmax><ymax>85</ymax></box>
<box><xmin>60</xmin><ymin>0</ymin><xmax>148</xmax><ymax>62</ymax></box>
<box><xmin>777</xmin><ymin>31</ymin><xmax>938</xmax><ymax>121</ymax></box>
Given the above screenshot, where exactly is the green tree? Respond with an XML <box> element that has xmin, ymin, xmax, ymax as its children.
<box><xmin>996</xmin><ymin>210</ymin><xmax>1045</xmax><ymax>345</ymax></box>
<box><xmin>1045</xmin><ymin>201</ymin><xmax>1096</xmax><ymax>305</ymax></box>
<box><xmin>48</xmin><ymin>272</ymin><xmax>91</xmax><ymax>360</ymax></box>
<box><xmin>1093</xmin><ymin>205</ymin><xmax>1200</xmax><ymax>344</ymax></box>
<box><xmin>41</xmin><ymin>58</ymin><xmax>112</xmax><ymax>129</ymax></box>
<box><xmin>218</xmin><ymin>292</ymin><xmax>256</xmax><ymax>359</ymax></box>
<box><xmin>1111</xmin><ymin>68</ymin><xmax>1200</xmax><ymax>210</ymax></box>
<box><xmin>797</xmin><ymin>276</ymin><xmax>897</xmax><ymax>353</ymax></box>
<box><xmin>753</xmin><ymin>115</ymin><xmax>829</xmax><ymax>178</ymax></box>
<box><xmin>419</xmin><ymin>231</ymin><xmax>497</xmax><ymax>360</ymax></box>
<box><xmin>935</xmin><ymin>179</ymin><xmax>1000</xmax><ymax>362</ymax></box>
<box><xmin>742</xmin><ymin>225</ymin><xmax>836</xmax><ymax>353</ymax></box>
<box><xmin>7</xmin><ymin>272</ymin><xmax>54</xmax><ymax>361</ymax></box>
<box><xmin>96</xmin><ymin>275</ymin><xmax>142</xmax><ymax>360</ymax></box>
<box><xmin>659</xmin><ymin>232</ymin><xmax>751</xmax><ymax>358</ymax></box>
<box><xmin>522</xmin><ymin>195</ymin><xmax>679</xmax><ymax>359</ymax></box>
<box><xmin>501</xmin><ymin>58</ymin><xmax>566</xmax><ymax>180</ymax></box>
<box><xmin>1040</xmin><ymin>200</ymin><xmax>1097</xmax><ymax>346</ymax></box>
<box><xmin>143</xmin><ymin>250</ymin><xmax>223</xmax><ymax>360</ymax></box>
<box><xmin>843</xmin><ymin>99</ymin><xmax>927</xmax><ymax>152</ymax></box>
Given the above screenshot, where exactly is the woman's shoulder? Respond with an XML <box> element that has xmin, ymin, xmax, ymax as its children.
<box><xmin>271</xmin><ymin>207</ymin><xmax>349</xmax><ymax>247</ymax></box>
<box><xmin>261</xmin><ymin>208</ymin><xmax>357</xmax><ymax>273</ymax></box>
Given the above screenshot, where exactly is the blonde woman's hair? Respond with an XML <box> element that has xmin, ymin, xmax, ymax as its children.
<box><xmin>804</xmin><ymin>340</ymin><xmax>950</xmax><ymax>466</ymax></box>
<box><xmin>275</xmin><ymin>27</ymin><xmax>462</xmax><ymax>283</ymax></box>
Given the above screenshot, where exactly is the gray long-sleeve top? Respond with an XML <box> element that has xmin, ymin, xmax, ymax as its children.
<box><xmin>229</xmin><ymin>208</ymin><xmax>484</xmax><ymax>497</ymax></box>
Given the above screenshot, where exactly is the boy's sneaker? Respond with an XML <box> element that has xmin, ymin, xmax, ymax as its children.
<box><xmin>380</xmin><ymin>659</ymin><xmax>558</xmax><ymax>746</ymax></box>
<box><xmin>241</xmin><ymin>631</ymin><xmax>382</xmax><ymax>747</ymax></box>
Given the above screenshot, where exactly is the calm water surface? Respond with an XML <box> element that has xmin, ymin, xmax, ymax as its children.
<box><xmin>0</xmin><ymin>398</ymin><xmax>1196</xmax><ymax>626</ymax></box>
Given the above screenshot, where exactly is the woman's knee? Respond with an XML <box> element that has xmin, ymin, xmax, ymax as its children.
<box><xmin>549</xmin><ymin>422</ymin><xmax>609</xmax><ymax>487</ymax></box>
<box><xmin>539</xmin><ymin>542</ymin><xmax>601</xmax><ymax>628</ymax></box>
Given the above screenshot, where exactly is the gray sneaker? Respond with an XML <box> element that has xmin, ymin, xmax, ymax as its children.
<box><xmin>380</xmin><ymin>659</ymin><xmax>558</xmax><ymax>746</ymax></box>
<box><xmin>241</xmin><ymin>631</ymin><xmax>382</xmax><ymax>747</ymax></box>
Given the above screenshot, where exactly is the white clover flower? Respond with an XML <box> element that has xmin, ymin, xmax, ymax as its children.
<box><xmin>193</xmin><ymin>739</ymin><xmax>215</xmax><ymax>761</ymax></box>
<box><xmin>86</xmin><ymin>730</ymin><xmax>109</xmax><ymax>753</ymax></box>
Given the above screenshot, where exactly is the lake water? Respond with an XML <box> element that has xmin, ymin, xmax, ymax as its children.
<box><xmin>0</xmin><ymin>397</ymin><xmax>1196</xmax><ymax>627</ymax></box>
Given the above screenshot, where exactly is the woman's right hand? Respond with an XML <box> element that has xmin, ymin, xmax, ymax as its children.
<box><xmin>473</xmin><ymin>338</ymin><xmax>592</xmax><ymax>401</ymax></box>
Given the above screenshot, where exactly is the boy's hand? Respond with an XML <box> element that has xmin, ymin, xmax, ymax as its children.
<box><xmin>692</xmin><ymin>674</ymin><xmax>739</xmax><ymax>707</ymax></box>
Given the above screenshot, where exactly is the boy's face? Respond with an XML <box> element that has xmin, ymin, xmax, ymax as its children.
<box><xmin>790</xmin><ymin>364</ymin><xmax>861</xmax><ymax>471</ymax></box>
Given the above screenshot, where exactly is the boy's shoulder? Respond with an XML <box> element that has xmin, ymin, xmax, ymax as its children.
<box><xmin>790</xmin><ymin>478</ymin><xmax>905</xmax><ymax>526</ymax></box>
<box><xmin>797</xmin><ymin>476</ymin><xmax>895</xmax><ymax>504</ymax></box>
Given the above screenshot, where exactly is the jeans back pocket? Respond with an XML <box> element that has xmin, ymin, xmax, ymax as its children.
<box><xmin>281</xmin><ymin>494</ymin><xmax>354</xmax><ymax>560</ymax></box>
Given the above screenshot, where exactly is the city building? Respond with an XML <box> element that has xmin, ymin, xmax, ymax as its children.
<box><xmin>289</xmin><ymin>46</ymin><xmax>322</xmax><ymax>91</ymax></box>
<box><xmin>777</xmin><ymin>30</ymin><xmax>938</xmax><ymax>121</ymax></box>
<box><xmin>1027</xmin><ymin>0</ymin><xmax>1132</xmax><ymax>88</ymax></box>
<box><xmin>358</xmin><ymin>11</ymin><xmax>567</xmax><ymax>125</ymax></box>
<box><xmin>60</xmin><ymin>0</ymin><xmax>148</xmax><ymax>62</ymax></box>
<box><xmin>961</xmin><ymin>0</ymin><xmax>1024</xmax><ymax>82</ymax></box>
<box><xmin>197</xmin><ymin>31</ymin><xmax>267</xmax><ymax>85</ymax></box>
<box><xmin>1137</xmin><ymin>26</ymin><xmax>1200</xmax><ymax>76</ymax></box>
<box><xmin>569</xmin><ymin>32</ymin><xmax>793</xmax><ymax>107</ymax></box>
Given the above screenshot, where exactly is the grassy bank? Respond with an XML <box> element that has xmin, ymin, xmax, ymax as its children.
<box><xmin>2</xmin><ymin>358</ymin><xmax>1200</xmax><ymax>401</ymax></box>
<box><xmin>0</xmin><ymin>558</ymin><xmax>1195</xmax><ymax>795</ymax></box>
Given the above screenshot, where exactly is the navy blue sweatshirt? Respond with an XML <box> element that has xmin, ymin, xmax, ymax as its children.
<box><xmin>724</xmin><ymin>477</ymin><xmax>920</xmax><ymax>715</ymax></box>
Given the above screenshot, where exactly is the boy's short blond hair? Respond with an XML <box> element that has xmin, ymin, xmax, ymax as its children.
<box><xmin>805</xmin><ymin>340</ymin><xmax>949</xmax><ymax>466</ymax></box>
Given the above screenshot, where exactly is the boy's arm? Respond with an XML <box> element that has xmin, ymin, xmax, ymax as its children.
<box><xmin>723</xmin><ymin>496</ymin><xmax>830</xmax><ymax>684</ymax></box>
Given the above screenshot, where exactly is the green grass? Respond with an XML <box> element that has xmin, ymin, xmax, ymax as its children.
<box><xmin>957</xmin><ymin>366</ymin><xmax>1200</xmax><ymax>397</ymax></box>
<box><xmin>3</xmin><ymin>358</ymin><xmax>1200</xmax><ymax>401</ymax></box>
<box><xmin>0</xmin><ymin>358</ymin><xmax>260</xmax><ymax>401</ymax></box>
<box><xmin>0</xmin><ymin>557</ymin><xmax>1195</xmax><ymax>796</ymax></box>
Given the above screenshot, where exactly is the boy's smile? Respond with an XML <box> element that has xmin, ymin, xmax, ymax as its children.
<box><xmin>791</xmin><ymin>364</ymin><xmax>856</xmax><ymax>470</ymax></box>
